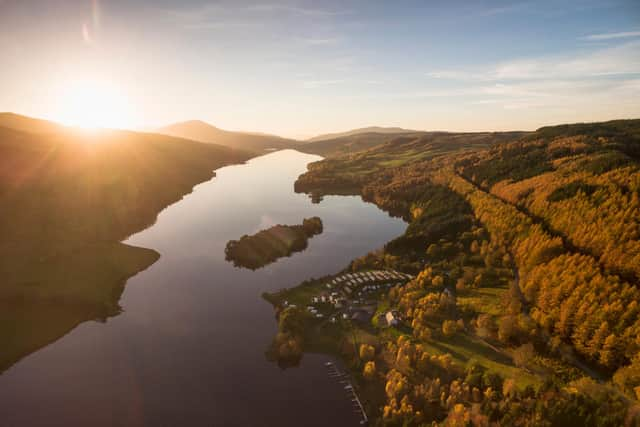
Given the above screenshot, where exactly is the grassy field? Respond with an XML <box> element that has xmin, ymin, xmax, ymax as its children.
<box><xmin>265</xmin><ymin>277</ymin><xmax>331</xmax><ymax>308</ymax></box>
<box><xmin>420</xmin><ymin>331</ymin><xmax>540</xmax><ymax>388</ymax></box>
<box><xmin>457</xmin><ymin>283</ymin><xmax>509</xmax><ymax>317</ymax></box>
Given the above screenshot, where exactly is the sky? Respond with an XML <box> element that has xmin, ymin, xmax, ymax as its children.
<box><xmin>1</xmin><ymin>0</ymin><xmax>639</xmax><ymax>139</ymax></box>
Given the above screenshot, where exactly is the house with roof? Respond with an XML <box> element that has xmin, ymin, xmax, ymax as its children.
<box><xmin>385</xmin><ymin>311</ymin><xmax>401</xmax><ymax>327</ymax></box>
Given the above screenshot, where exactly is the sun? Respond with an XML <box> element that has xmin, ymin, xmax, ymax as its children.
<box><xmin>56</xmin><ymin>79</ymin><xmax>134</xmax><ymax>130</ymax></box>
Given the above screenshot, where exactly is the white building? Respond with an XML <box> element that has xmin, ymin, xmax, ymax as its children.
<box><xmin>385</xmin><ymin>311</ymin><xmax>400</xmax><ymax>327</ymax></box>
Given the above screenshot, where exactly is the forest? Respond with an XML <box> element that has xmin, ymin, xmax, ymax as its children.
<box><xmin>225</xmin><ymin>217</ymin><xmax>323</xmax><ymax>269</ymax></box>
<box><xmin>272</xmin><ymin>119</ymin><xmax>640</xmax><ymax>426</ymax></box>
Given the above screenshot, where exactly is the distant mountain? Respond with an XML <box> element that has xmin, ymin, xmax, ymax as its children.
<box><xmin>158</xmin><ymin>120</ymin><xmax>299</xmax><ymax>153</ymax></box>
<box><xmin>307</xmin><ymin>126</ymin><xmax>419</xmax><ymax>142</ymax></box>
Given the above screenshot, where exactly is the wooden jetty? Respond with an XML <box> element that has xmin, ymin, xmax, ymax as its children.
<box><xmin>324</xmin><ymin>362</ymin><xmax>368</xmax><ymax>425</ymax></box>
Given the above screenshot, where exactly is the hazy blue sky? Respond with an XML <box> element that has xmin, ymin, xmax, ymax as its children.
<box><xmin>1</xmin><ymin>0</ymin><xmax>639</xmax><ymax>137</ymax></box>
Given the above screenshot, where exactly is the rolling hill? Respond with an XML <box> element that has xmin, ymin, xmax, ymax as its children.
<box><xmin>298</xmin><ymin>130</ymin><xmax>527</xmax><ymax>161</ymax></box>
<box><xmin>299</xmin><ymin>128</ymin><xmax>530</xmax><ymax>158</ymax></box>
<box><xmin>0</xmin><ymin>112</ymin><xmax>65</xmax><ymax>134</ymax></box>
<box><xmin>307</xmin><ymin>126</ymin><xmax>419</xmax><ymax>142</ymax></box>
<box><xmin>157</xmin><ymin>120</ymin><xmax>299</xmax><ymax>153</ymax></box>
<box><xmin>0</xmin><ymin>114</ymin><xmax>253</xmax><ymax>373</ymax></box>
<box><xmin>299</xmin><ymin>131</ymin><xmax>427</xmax><ymax>157</ymax></box>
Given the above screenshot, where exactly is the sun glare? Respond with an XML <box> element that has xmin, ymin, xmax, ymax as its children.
<box><xmin>56</xmin><ymin>80</ymin><xmax>134</xmax><ymax>130</ymax></box>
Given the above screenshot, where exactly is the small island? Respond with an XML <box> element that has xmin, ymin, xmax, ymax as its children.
<box><xmin>225</xmin><ymin>217</ymin><xmax>323</xmax><ymax>269</ymax></box>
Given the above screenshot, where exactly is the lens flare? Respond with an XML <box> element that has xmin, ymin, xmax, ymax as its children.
<box><xmin>55</xmin><ymin>79</ymin><xmax>134</xmax><ymax>130</ymax></box>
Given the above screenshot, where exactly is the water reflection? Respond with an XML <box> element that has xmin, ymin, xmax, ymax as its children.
<box><xmin>0</xmin><ymin>150</ymin><xmax>406</xmax><ymax>426</ymax></box>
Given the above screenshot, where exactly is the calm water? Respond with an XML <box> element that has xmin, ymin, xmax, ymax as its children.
<box><xmin>0</xmin><ymin>150</ymin><xmax>406</xmax><ymax>427</ymax></box>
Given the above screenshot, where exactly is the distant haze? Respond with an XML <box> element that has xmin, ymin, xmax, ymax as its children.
<box><xmin>307</xmin><ymin>127</ymin><xmax>419</xmax><ymax>142</ymax></box>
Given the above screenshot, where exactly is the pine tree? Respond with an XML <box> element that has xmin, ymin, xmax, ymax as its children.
<box><xmin>587</xmin><ymin>321</ymin><xmax>610</xmax><ymax>360</ymax></box>
<box><xmin>600</xmin><ymin>334</ymin><xmax>619</xmax><ymax>369</ymax></box>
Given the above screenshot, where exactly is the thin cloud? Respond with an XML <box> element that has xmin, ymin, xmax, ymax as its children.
<box><xmin>302</xmin><ymin>79</ymin><xmax>345</xmax><ymax>89</ymax></box>
<box><xmin>162</xmin><ymin>4</ymin><xmax>225</xmax><ymax>22</ymax></box>
<box><xmin>470</xmin><ymin>99</ymin><xmax>502</xmax><ymax>105</ymax></box>
<box><xmin>161</xmin><ymin>3</ymin><xmax>349</xmax><ymax>33</ymax></box>
<box><xmin>392</xmin><ymin>88</ymin><xmax>477</xmax><ymax>99</ymax></box>
<box><xmin>502</xmin><ymin>100</ymin><xmax>547</xmax><ymax>110</ymax></box>
<box><xmin>480</xmin><ymin>83</ymin><xmax>549</xmax><ymax>97</ymax></box>
<box><xmin>478</xmin><ymin>2</ymin><xmax>529</xmax><ymax>17</ymax></box>
<box><xmin>426</xmin><ymin>70</ymin><xmax>489</xmax><ymax>81</ymax></box>
<box><xmin>183</xmin><ymin>20</ymin><xmax>254</xmax><ymax>31</ymax></box>
<box><xmin>460</xmin><ymin>79</ymin><xmax>638</xmax><ymax>112</ymax></box>
<box><xmin>302</xmin><ymin>37</ymin><xmax>341</xmax><ymax>45</ymax></box>
<box><xmin>244</xmin><ymin>4</ymin><xmax>351</xmax><ymax>16</ymax></box>
<box><xmin>494</xmin><ymin>41</ymin><xmax>640</xmax><ymax>79</ymax></box>
<box><xmin>583</xmin><ymin>31</ymin><xmax>640</xmax><ymax>41</ymax></box>
<box><xmin>416</xmin><ymin>55</ymin><xmax>640</xmax><ymax>113</ymax></box>
<box><xmin>428</xmin><ymin>41</ymin><xmax>640</xmax><ymax>82</ymax></box>
<box><xmin>480</xmin><ymin>78</ymin><xmax>639</xmax><ymax>110</ymax></box>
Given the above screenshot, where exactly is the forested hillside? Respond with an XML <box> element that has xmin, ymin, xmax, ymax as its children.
<box><xmin>307</xmin><ymin>126</ymin><xmax>419</xmax><ymax>142</ymax></box>
<box><xmin>298</xmin><ymin>130</ymin><xmax>528</xmax><ymax>159</ymax></box>
<box><xmin>278</xmin><ymin>119</ymin><xmax>640</xmax><ymax>425</ymax></box>
<box><xmin>0</xmin><ymin>115</ymin><xmax>252</xmax><ymax>373</ymax></box>
<box><xmin>299</xmin><ymin>132</ymin><xmax>422</xmax><ymax>157</ymax></box>
<box><xmin>456</xmin><ymin>120</ymin><xmax>640</xmax><ymax>284</ymax></box>
<box><xmin>295</xmin><ymin>130</ymin><xmax>525</xmax><ymax>194</ymax></box>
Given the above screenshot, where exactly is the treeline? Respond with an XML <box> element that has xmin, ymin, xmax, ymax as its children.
<box><xmin>265</xmin><ymin>306</ymin><xmax>305</xmax><ymax>368</ymax></box>
<box><xmin>294</xmin><ymin>157</ymin><xmax>368</xmax><ymax>197</ymax></box>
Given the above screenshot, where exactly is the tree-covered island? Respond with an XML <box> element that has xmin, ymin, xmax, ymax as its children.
<box><xmin>225</xmin><ymin>217</ymin><xmax>323</xmax><ymax>269</ymax></box>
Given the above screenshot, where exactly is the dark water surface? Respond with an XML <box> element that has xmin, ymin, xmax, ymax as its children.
<box><xmin>0</xmin><ymin>150</ymin><xmax>405</xmax><ymax>427</ymax></box>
